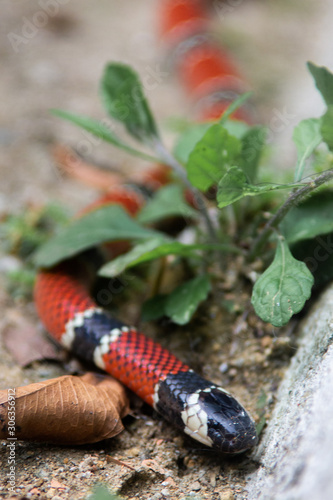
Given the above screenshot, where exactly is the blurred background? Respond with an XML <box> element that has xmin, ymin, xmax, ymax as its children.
<box><xmin>1</xmin><ymin>0</ymin><xmax>332</xmax><ymax>212</ymax></box>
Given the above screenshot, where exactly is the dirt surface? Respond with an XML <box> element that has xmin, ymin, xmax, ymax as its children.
<box><xmin>0</xmin><ymin>1</ymin><xmax>332</xmax><ymax>499</ymax></box>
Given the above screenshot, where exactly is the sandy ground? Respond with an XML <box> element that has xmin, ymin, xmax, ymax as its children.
<box><xmin>1</xmin><ymin>1</ymin><xmax>333</xmax><ymax>499</ymax></box>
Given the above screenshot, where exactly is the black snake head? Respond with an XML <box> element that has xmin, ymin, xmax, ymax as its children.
<box><xmin>154</xmin><ymin>371</ymin><xmax>258</xmax><ymax>454</ymax></box>
<box><xmin>195</xmin><ymin>386</ymin><xmax>259</xmax><ymax>454</ymax></box>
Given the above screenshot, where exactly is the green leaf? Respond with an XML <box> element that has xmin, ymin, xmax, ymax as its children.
<box><xmin>219</xmin><ymin>91</ymin><xmax>252</xmax><ymax>124</ymax></box>
<box><xmin>239</xmin><ymin>126</ymin><xmax>267</xmax><ymax>182</ymax></box>
<box><xmin>293</xmin><ymin>118</ymin><xmax>322</xmax><ymax>182</ymax></box>
<box><xmin>90</xmin><ymin>484</ymin><xmax>121</xmax><ymax>500</ymax></box>
<box><xmin>137</xmin><ymin>184</ymin><xmax>198</xmax><ymax>224</ymax></box>
<box><xmin>307</xmin><ymin>62</ymin><xmax>333</xmax><ymax>106</ymax></box>
<box><xmin>186</xmin><ymin>123</ymin><xmax>242</xmax><ymax>191</ymax></box>
<box><xmin>100</xmin><ymin>63</ymin><xmax>159</xmax><ymax>143</ymax></box>
<box><xmin>99</xmin><ymin>237</ymin><xmax>169</xmax><ymax>277</ymax></box>
<box><xmin>222</xmin><ymin>119</ymin><xmax>250</xmax><ymax>139</ymax></box>
<box><xmin>142</xmin><ymin>275</ymin><xmax>211</xmax><ymax>325</ymax></box>
<box><xmin>321</xmin><ymin>106</ymin><xmax>333</xmax><ymax>151</ymax></box>
<box><xmin>173</xmin><ymin>123</ymin><xmax>212</xmax><ymax>164</ymax></box>
<box><xmin>281</xmin><ymin>189</ymin><xmax>333</xmax><ymax>244</ymax></box>
<box><xmin>173</xmin><ymin>120</ymin><xmax>248</xmax><ymax>165</ymax></box>
<box><xmin>51</xmin><ymin>109</ymin><xmax>158</xmax><ymax>162</ymax></box>
<box><xmin>165</xmin><ymin>274</ymin><xmax>211</xmax><ymax>324</ymax></box>
<box><xmin>251</xmin><ymin>237</ymin><xmax>314</xmax><ymax>327</ymax></box>
<box><xmin>33</xmin><ymin>205</ymin><xmax>160</xmax><ymax>268</ymax></box>
<box><xmin>217</xmin><ymin>167</ymin><xmax>249</xmax><ymax>207</ymax></box>
<box><xmin>217</xmin><ymin>166</ymin><xmax>302</xmax><ymax>208</ymax></box>
<box><xmin>141</xmin><ymin>294</ymin><xmax>169</xmax><ymax>321</ymax></box>
<box><xmin>99</xmin><ymin>239</ymin><xmax>225</xmax><ymax>278</ymax></box>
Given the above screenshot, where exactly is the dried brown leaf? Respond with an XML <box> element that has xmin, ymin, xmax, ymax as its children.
<box><xmin>0</xmin><ymin>373</ymin><xmax>129</xmax><ymax>444</ymax></box>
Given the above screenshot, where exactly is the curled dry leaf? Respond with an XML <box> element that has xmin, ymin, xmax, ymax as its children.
<box><xmin>0</xmin><ymin>372</ymin><xmax>129</xmax><ymax>445</ymax></box>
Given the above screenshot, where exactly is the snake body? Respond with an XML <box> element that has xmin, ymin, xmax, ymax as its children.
<box><xmin>34</xmin><ymin>0</ymin><xmax>258</xmax><ymax>454</ymax></box>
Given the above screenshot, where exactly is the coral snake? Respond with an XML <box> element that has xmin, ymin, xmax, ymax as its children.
<box><xmin>34</xmin><ymin>0</ymin><xmax>258</xmax><ymax>454</ymax></box>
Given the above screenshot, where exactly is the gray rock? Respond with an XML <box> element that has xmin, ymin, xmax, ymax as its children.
<box><xmin>247</xmin><ymin>285</ymin><xmax>333</xmax><ymax>500</ymax></box>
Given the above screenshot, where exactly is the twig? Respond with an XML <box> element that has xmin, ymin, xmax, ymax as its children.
<box><xmin>247</xmin><ymin>169</ymin><xmax>333</xmax><ymax>261</ymax></box>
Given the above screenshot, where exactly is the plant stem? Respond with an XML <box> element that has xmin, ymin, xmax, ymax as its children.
<box><xmin>247</xmin><ymin>169</ymin><xmax>333</xmax><ymax>261</ymax></box>
<box><xmin>151</xmin><ymin>138</ymin><xmax>219</xmax><ymax>243</ymax></box>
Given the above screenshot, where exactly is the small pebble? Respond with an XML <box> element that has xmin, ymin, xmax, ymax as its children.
<box><xmin>219</xmin><ymin>489</ymin><xmax>235</xmax><ymax>500</ymax></box>
<box><xmin>261</xmin><ymin>335</ymin><xmax>273</xmax><ymax>348</ymax></box>
<box><xmin>45</xmin><ymin>488</ymin><xmax>56</xmax><ymax>499</ymax></box>
<box><xmin>190</xmin><ymin>481</ymin><xmax>201</xmax><ymax>491</ymax></box>
<box><xmin>124</xmin><ymin>446</ymin><xmax>140</xmax><ymax>457</ymax></box>
<box><xmin>184</xmin><ymin>457</ymin><xmax>196</xmax><ymax>468</ymax></box>
<box><xmin>228</xmin><ymin>368</ymin><xmax>237</xmax><ymax>378</ymax></box>
<box><xmin>209</xmin><ymin>471</ymin><xmax>217</xmax><ymax>487</ymax></box>
<box><xmin>219</xmin><ymin>362</ymin><xmax>229</xmax><ymax>374</ymax></box>
<box><xmin>162</xmin><ymin>477</ymin><xmax>176</xmax><ymax>487</ymax></box>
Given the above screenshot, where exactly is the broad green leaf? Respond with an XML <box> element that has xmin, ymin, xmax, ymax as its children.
<box><xmin>142</xmin><ymin>274</ymin><xmax>211</xmax><ymax>325</ymax></box>
<box><xmin>173</xmin><ymin>120</ymin><xmax>248</xmax><ymax>165</ymax></box>
<box><xmin>99</xmin><ymin>237</ymin><xmax>169</xmax><ymax>277</ymax></box>
<box><xmin>281</xmin><ymin>189</ymin><xmax>333</xmax><ymax>244</ymax></box>
<box><xmin>51</xmin><ymin>110</ymin><xmax>158</xmax><ymax>162</ymax></box>
<box><xmin>165</xmin><ymin>274</ymin><xmax>211</xmax><ymax>324</ymax></box>
<box><xmin>240</xmin><ymin>126</ymin><xmax>267</xmax><ymax>182</ymax></box>
<box><xmin>293</xmin><ymin>118</ymin><xmax>322</xmax><ymax>182</ymax></box>
<box><xmin>100</xmin><ymin>63</ymin><xmax>159</xmax><ymax>143</ymax></box>
<box><xmin>222</xmin><ymin>119</ymin><xmax>250</xmax><ymax>139</ymax></box>
<box><xmin>251</xmin><ymin>237</ymin><xmax>314</xmax><ymax>327</ymax></box>
<box><xmin>219</xmin><ymin>91</ymin><xmax>252</xmax><ymax>124</ymax></box>
<box><xmin>217</xmin><ymin>166</ymin><xmax>302</xmax><ymax>208</ymax></box>
<box><xmin>307</xmin><ymin>62</ymin><xmax>333</xmax><ymax>106</ymax></box>
<box><xmin>321</xmin><ymin>106</ymin><xmax>333</xmax><ymax>151</ymax></box>
<box><xmin>186</xmin><ymin>123</ymin><xmax>242</xmax><ymax>191</ymax></box>
<box><xmin>173</xmin><ymin>123</ymin><xmax>211</xmax><ymax>164</ymax></box>
<box><xmin>217</xmin><ymin>167</ymin><xmax>249</xmax><ymax>207</ymax></box>
<box><xmin>99</xmin><ymin>239</ymin><xmax>227</xmax><ymax>278</ymax></box>
<box><xmin>137</xmin><ymin>184</ymin><xmax>198</xmax><ymax>224</ymax></box>
<box><xmin>141</xmin><ymin>294</ymin><xmax>168</xmax><ymax>321</ymax></box>
<box><xmin>33</xmin><ymin>205</ymin><xmax>160</xmax><ymax>268</ymax></box>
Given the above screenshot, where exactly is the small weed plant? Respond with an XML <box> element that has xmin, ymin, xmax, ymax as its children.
<box><xmin>33</xmin><ymin>61</ymin><xmax>333</xmax><ymax>328</ymax></box>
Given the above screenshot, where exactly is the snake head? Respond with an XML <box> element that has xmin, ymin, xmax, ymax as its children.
<box><xmin>183</xmin><ymin>386</ymin><xmax>258</xmax><ymax>454</ymax></box>
<box><xmin>154</xmin><ymin>371</ymin><xmax>258</xmax><ymax>454</ymax></box>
